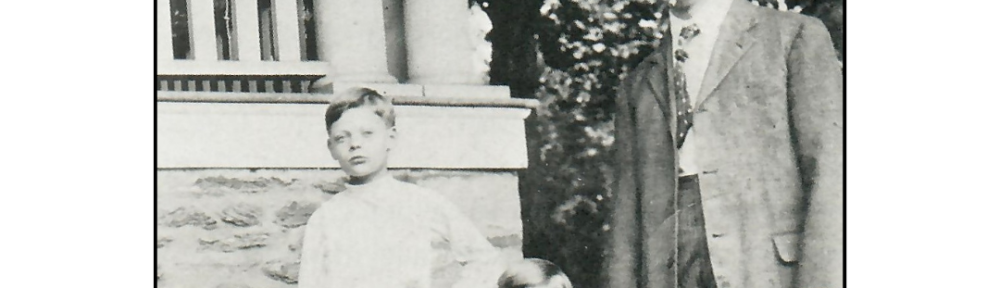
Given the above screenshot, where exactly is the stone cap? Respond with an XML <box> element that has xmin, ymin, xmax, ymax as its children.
<box><xmin>156</xmin><ymin>89</ymin><xmax>539</xmax><ymax>110</ymax></box>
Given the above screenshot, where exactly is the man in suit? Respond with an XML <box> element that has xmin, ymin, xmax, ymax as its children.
<box><xmin>606</xmin><ymin>0</ymin><xmax>842</xmax><ymax>288</ymax></box>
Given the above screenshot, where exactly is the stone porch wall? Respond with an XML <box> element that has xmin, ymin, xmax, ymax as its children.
<box><xmin>156</xmin><ymin>169</ymin><xmax>523</xmax><ymax>288</ymax></box>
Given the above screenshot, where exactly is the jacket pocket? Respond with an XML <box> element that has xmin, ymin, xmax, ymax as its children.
<box><xmin>772</xmin><ymin>233</ymin><xmax>800</xmax><ymax>263</ymax></box>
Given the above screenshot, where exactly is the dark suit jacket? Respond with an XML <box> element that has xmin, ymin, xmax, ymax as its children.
<box><xmin>606</xmin><ymin>1</ymin><xmax>843</xmax><ymax>288</ymax></box>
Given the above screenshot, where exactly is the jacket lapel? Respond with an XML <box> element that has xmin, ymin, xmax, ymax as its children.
<box><xmin>645</xmin><ymin>36</ymin><xmax>676</xmax><ymax>126</ymax></box>
<box><xmin>696</xmin><ymin>0</ymin><xmax>760</xmax><ymax>108</ymax></box>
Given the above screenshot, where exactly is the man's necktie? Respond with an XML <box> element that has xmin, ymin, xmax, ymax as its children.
<box><xmin>673</xmin><ymin>24</ymin><xmax>700</xmax><ymax>149</ymax></box>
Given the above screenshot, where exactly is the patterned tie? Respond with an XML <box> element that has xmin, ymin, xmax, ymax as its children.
<box><xmin>673</xmin><ymin>24</ymin><xmax>700</xmax><ymax>149</ymax></box>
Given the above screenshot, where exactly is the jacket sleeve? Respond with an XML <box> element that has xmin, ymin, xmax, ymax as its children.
<box><xmin>606</xmin><ymin>70</ymin><xmax>641</xmax><ymax>288</ymax></box>
<box><xmin>787</xmin><ymin>17</ymin><xmax>844</xmax><ymax>288</ymax></box>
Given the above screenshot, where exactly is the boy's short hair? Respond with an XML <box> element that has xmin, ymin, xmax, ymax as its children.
<box><xmin>498</xmin><ymin>258</ymin><xmax>573</xmax><ymax>288</ymax></box>
<box><xmin>324</xmin><ymin>87</ymin><xmax>395</xmax><ymax>133</ymax></box>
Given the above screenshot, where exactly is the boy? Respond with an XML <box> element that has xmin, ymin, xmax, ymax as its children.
<box><xmin>298</xmin><ymin>87</ymin><xmax>506</xmax><ymax>288</ymax></box>
<box><xmin>497</xmin><ymin>258</ymin><xmax>573</xmax><ymax>288</ymax></box>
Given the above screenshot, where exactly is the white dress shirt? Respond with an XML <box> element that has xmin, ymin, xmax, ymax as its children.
<box><xmin>671</xmin><ymin>0</ymin><xmax>733</xmax><ymax>176</ymax></box>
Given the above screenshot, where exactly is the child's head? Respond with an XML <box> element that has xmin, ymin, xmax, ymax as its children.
<box><xmin>498</xmin><ymin>258</ymin><xmax>573</xmax><ymax>288</ymax></box>
<box><xmin>324</xmin><ymin>87</ymin><xmax>396</xmax><ymax>182</ymax></box>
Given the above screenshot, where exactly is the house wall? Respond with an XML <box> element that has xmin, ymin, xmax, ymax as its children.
<box><xmin>156</xmin><ymin>88</ymin><xmax>535</xmax><ymax>288</ymax></box>
<box><xmin>156</xmin><ymin>169</ymin><xmax>523</xmax><ymax>288</ymax></box>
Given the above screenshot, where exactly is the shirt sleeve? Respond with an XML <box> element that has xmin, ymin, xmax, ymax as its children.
<box><xmin>430</xmin><ymin>193</ymin><xmax>507</xmax><ymax>288</ymax></box>
<box><xmin>297</xmin><ymin>207</ymin><xmax>326</xmax><ymax>288</ymax></box>
<box><xmin>432</xmin><ymin>193</ymin><xmax>498</xmax><ymax>263</ymax></box>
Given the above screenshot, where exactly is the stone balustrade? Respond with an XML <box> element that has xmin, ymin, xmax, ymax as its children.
<box><xmin>156</xmin><ymin>0</ymin><xmax>492</xmax><ymax>90</ymax></box>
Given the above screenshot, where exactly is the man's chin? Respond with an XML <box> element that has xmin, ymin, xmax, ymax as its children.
<box><xmin>670</xmin><ymin>0</ymin><xmax>695</xmax><ymax>9</ymax></box>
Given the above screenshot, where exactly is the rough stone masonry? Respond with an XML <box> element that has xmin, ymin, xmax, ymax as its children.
<box><xmin>156</xmin><ymin>169</ymin><xmax>523</xmax><ymax>288</ymax></box>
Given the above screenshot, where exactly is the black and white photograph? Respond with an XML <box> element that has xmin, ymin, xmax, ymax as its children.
<box><xmin>21</xmin><ymin>0</ymin><xmax>1000</xmax><ymax>287</ymax></box>
<box><xmin>152</xmin><ymin>0</ymin><xmax>843</xmax><ymax>287</ymax></box>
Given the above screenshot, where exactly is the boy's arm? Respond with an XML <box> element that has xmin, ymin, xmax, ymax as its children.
<box><xmin>434</xmin><ymin>195</ymin><xmax>507</xmax><ymax>288</ymax></box>
<box><xmin>297</xmin><ymin>208</ymin><xmax>326</xmax><ymax>288</ymax></box>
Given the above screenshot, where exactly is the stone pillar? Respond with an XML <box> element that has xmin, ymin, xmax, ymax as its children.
<box><xmin>312</xmin><ymin>0</ymin><xmax>398</xmax><ymax>91</ymax></box>
<box><xmin>404</xmin><ymin>0</ymin><xmax>482</xmax><ymax>85</ymax></box>
<box><xmin>157</xmin><ymin>0</ymin><xmax>173</xmax><ymax>64</ymax></box>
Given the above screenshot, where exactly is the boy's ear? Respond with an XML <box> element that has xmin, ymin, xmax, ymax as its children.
<box><xmin>326</xmin><ymin>137</ymin><xmax>336</xmax><ymax>156</ymax></box>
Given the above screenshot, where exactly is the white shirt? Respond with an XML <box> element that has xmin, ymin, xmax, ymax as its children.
<box><xmin>298</xmin><ymin>175</ymin><xmax>505</xmax><ymax>288</ymax></box>
<box><xmin>671</xmin><ymin>0</ymin><xmax>733</xmax><ymax>175</ymax></box>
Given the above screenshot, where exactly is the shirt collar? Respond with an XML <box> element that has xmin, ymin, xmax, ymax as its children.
<box><xmin>343</xmin><ymin>174</ymin><xmax>397</xmax><ymax>194</ymax></box>
<box><xmin>670</xmin><ymin>0</ymin><xmax>733</xmax><ymax>33</ymax></box>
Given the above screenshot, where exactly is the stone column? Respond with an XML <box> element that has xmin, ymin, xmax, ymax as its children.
<box><xmin>404</xmin><ymin>0</ymin><xmax>482</xmax><ymax>85</ymax></box>
<box><xmin>312</xmin><ymin>0</ymin><xmax>398</xmax><ymax>91</ymax></box>
<box><xmin>157</xmin><ymin>0</ymin><xmax>173</xmax><ymax>64</ymax></box>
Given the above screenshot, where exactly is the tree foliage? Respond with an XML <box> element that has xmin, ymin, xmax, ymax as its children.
<box><xmin>476</xmin><ymin>1</ymin><xmax>843</xmax><ymax>287</ymax></box>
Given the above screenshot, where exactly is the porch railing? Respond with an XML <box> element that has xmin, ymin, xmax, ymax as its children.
<box><xmin>157</xmin><ymin>0</ymin><xmax>493</xmax><ymax>94</ymax></box>
<box><xmin>156</xmin><ymin>0</ymin><xmax>325</xmax><ymax>93</ymax></box>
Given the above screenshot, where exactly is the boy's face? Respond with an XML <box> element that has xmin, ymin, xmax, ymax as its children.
<box><xmin>327</xmin><ymin>107</ymin><xmax>396</xmax><ymax>178</ymax></box>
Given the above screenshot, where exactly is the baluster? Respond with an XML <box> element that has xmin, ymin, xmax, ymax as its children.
<box><xmin>189</xmin><ymin>0</ymin><xmax>218</xmax><ymax>61</ymax></box>
<box><xmin>282</xmin><ymin>80</ymin><xmax>292</xmax><ymax>93</ymax></box>
<box><xmin>264</xmin><ymin>80</ymin><xmax>275</xmax><ymax>92</ymax></box>
<box><xmin>234</xmin><ymin>0</ymin><xmax>262</xmax><ymax>61</ymax></box>
<box><xmin>299</xmin><ymin>79</ymin><xmax>311</xmax><ymax>93</ymax></box>
<box><xmin>273</xmin><ymin>0</ymin><xmax>302</xmax><ymax>61</ymax></box>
